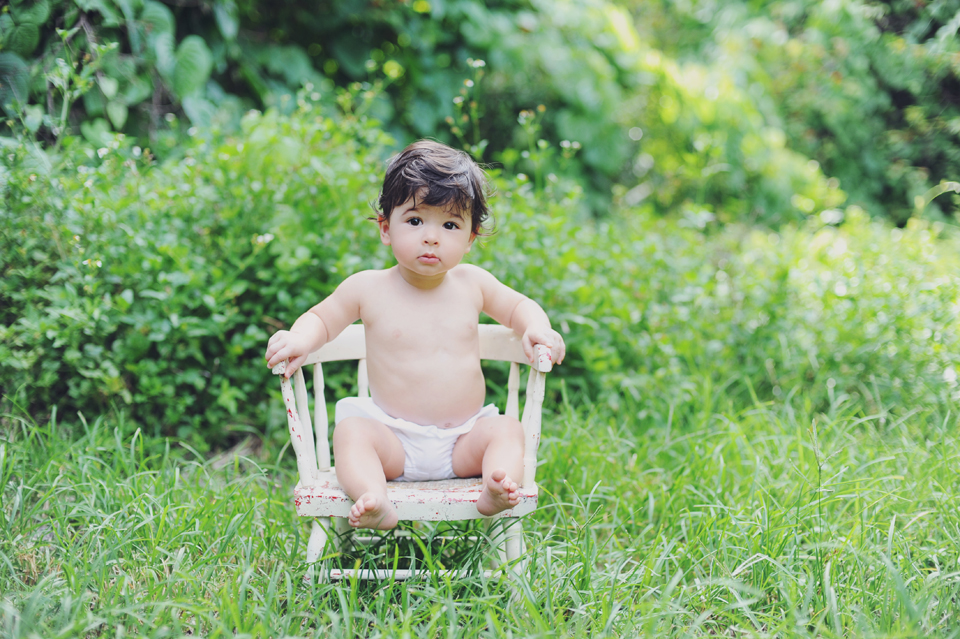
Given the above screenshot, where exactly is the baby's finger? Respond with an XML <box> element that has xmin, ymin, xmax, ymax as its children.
<box><xmin>521</xmin><ymin>334</ymin><xmax>534</xmax><ymax>363</ymax></box>
<box><xmin>267</xmin><ymin>345</ymin><xmax>292</xmax><ymax>369</ymax></box>
<box><xmin>551</xmin><ymin>338</ymin><xmax>563</xmax><ymax>365</ymax></box>
<box><xmin>265</xmin><ymin>333</ymin><xmax>286</xmax><ymax>362</ymax></box>
<box><xmin>285</xmin><ymin>353</ymin><xmax>308</xmax><ymax>378</ymax></box>
<box><xmin>264</xmin><ymin>345</ymin><xmax>279</xmax><ymax>364</ymax></box>
<box><xmin>555</xmin><ymin>338</ymin><xmax>566</xmax><ymax>365</ymax></box>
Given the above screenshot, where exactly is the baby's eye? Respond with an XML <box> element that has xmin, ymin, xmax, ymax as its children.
<box><xmin>407</xmin><ymin>217</ymin><xmax>422</xmax><ymax>226</ymax></box>
<box><xmin>443</xmin><ymin>221</ymin><xmax>460</xmax><ymax>230</ymax></box>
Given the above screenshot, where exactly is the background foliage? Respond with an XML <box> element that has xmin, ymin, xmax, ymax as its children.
<box><xmin>2</xmin><ymin>98</ymin><xmax>958</xmax><ymax>442</ymax></box>
<box><xmin>2</xmin><ymin>94</ymin><xmax>959</xmax><ymax>636</ymax></box>
<box><xmin>3</xmin><ymin>0</ymin><xmax>959</xmax><ymax>223</ymax></box>
<box><xmin>629</xmin><ymin>0</ymin><xmax>960</xmax><ymax>224</ymax></box>
<box><xmin>3</xmin><ymin>3</ymin><xmax>960</xmax><ymax>635</ymax></box>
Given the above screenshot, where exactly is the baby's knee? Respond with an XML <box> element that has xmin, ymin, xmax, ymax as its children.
<box><xmin>489</xmin><ymin>416</ymin><xmax>524</xmax><ymax>443</ymax></box>
<box><xmin>333</xmin><ymin>417</ymin><xmax>374</xmax><ymax>450</ymax></box>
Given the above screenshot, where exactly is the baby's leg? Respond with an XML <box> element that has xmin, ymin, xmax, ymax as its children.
<box><xmin>333</xmin><ymin>416</ymin><xmax>406</xmax><ymax>530</ymax></box>
<box><xmin>451</xmin><ymin>416</ymin><xmax>525</xmax><ymax>516</ymax></box>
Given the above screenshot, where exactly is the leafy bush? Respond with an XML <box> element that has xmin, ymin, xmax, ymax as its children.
<box><xmin>6</xmin><ymin>0</ymin><xmax>960</xmax><ymax>227</ymax></box>
<box><xmin>1</xmin><ymin>94</ymin><xmax>392</xmax><ymax>446</ymax></box>
<box><xmin>3</xmin><ymin>102</ymin><xmax>956</xmax><ymax>443</ymax></box>
<box><xmin>629</xmin><ymin>0</ymin><xmax>960</xmax><ymax>224</ymax></box>
<box><xmin>609</xmin><ymin>42</ymin><xmax>846</xmax><ymax>226</ymax></box>
<box><xmin>482</xmin><ymin>182</ymin><xmax>960</xmax><ymax>419</ymax></box>
<box><xmin>0</xmin><ymin>0</ymin><xmax>331</xmax><ymax>147</ymax></box>
<box><xmin>1</xmin><ymin>0</ymin><xmax>851</xmax><ymax>226</ymax></box>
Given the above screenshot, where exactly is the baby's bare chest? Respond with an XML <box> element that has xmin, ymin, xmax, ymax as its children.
<box><xmin>360</xmin><ymin>282</ymin><xmax>482</xmax><ymax>352</ymax></box>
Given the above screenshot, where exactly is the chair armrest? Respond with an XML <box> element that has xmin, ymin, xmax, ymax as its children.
<box><xmin>521</xmin><ymin>345</ymin><xmax>551</xmax><ymax>487</ymax></box>
<box><xmin>276</xmin><ymin>361</ymin><xmax>319</xmax><ymax>486</ymax></box>
<box><xmin>533</xmin><ymin>344</ymin><xmax>553</xmax><ymax>373</ymax></box>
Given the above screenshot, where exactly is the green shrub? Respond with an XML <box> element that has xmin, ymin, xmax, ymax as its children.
<box><xmin>482</xmin><ymin>186</ymin><xmax>960</xmax><ymax>418</ymax></box>
<box><xmin>628</xmin><ymin>0</ymin><xmax>960</xmax><ymax>224</ymax></box>
<box><xmin>610</xmin><ymin>44</ymin><xmax>847</xmax><ymax>226</ymax></box>
<box><xmin>3</xmin><ymin>104</ymin><xmax>956</xmax><ymax>443</ymax></box>
<box><xmin>2</xmin><ymin>0</ymin><xmax>850</xmax><ymax>226</ymax></box>
<box><xmin>1</xmin><ymin>96</ymin><xmax>393</xmax><ymax>445</ymax></box>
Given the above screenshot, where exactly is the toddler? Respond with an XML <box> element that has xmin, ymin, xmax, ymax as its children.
<box><xmin>264</xmin><ymin>140</ymin><xmax>565</xmax><ymax>529</ymax></box>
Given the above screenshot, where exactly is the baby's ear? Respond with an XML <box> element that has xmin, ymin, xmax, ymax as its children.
<box><xmin>378</xmin><ymin>216</ymin><xmax>392</xmax><ymax>245</ymax></box>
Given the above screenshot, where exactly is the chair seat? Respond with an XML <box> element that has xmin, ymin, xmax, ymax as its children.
<box><xmin>294</xmin><ymin>469</ymin><xmax>538</xmax><ymax>521</ymax></box>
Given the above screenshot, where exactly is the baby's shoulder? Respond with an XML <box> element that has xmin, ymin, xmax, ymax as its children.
<box><xmin>450</xmin><ymin>263</ymin><xmax>494</xmax><ymax>282</ymax></box>
<box><xmin>336</xmin><ymin>267</ymin><xmax>394</xmax><ymax>297</ymax></box>
<box><xmin>450</xmin><ymin>264</ymin><xmax>503</xmax><ymax>293</ymax></box>
<box><xmin>342</xmin><ymin>267</ymin><xmax>391</xmax><ymax>285</ymax></box>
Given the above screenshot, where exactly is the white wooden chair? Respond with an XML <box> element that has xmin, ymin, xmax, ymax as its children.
<box><xmin>271</xmin><ymin>323</ymin><xmax>553</xmax><ymax>581</ymax></box>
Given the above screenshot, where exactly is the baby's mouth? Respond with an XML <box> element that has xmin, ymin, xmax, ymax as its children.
<box><xmin>419</xmin><ymin>253</ymin><xmax>439</xmax><ymax>263</ymax></box>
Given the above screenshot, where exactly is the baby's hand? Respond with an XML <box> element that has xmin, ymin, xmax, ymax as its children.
<box><xmin>521</xmin><ymin>327</ymin><xmax>565</xmax><ymax>367</ymax></box>
<box><xmin>265</xmin><ymin>330</ymin><xmax>314</xmax><ymax>378</ymax></box>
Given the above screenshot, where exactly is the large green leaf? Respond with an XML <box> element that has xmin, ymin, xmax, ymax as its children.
<box><xmin>182</xmin><ymin>95</ymin><xmax>216</xmax><ymax>127</ymax></box>
<box><xmin>151</xmin><ymin>31</ymin><xmax>176</xmax><ymax>79</ymax></box>
<box><xmin>11</xmin><ymin>0</ymin><xmax>51</xmax><ymax>24</ymax></box>
<box><xmin>80</xmin><ymin>117</ymin><xmax>112</xmax><ymax>146</ymax></box>
<box><xmin>0</xmin><ymin>52</ymin><xmax>29</xmax><ymax>114</ymax></box>
<box><xmin>257</xmin><ymin>44</ymin><xmax>314</xmax><ymax>87</ymax></box>
<box><xmin>6</xmin><ymin>23</ymin><xmax>39</xmax><ymax>56</ymax></box>
<box><xmin>114</xmin><ymin>0</ymin><xmax>142</xmax><ymax>53</ymax></box>
<box><xmin>73</xmin><ymin>0</ymin><xmax>121</xmax><ymax>27</ymax></box>
<box><xmin>213</xmin><ymin>0</ymin><xmax>239</xmax><ymax>41</ymax></box>
<box><xmin>82</xmin><ymin>87</ymin><xmax>106</xmax><ymax>117</ymax></box>
<box><xmin>23</xmin><ymin>104</ymin><xmax>43</xmax><ymax>132</ymax></box>
<box><xmin>122</xmin><ymin>75</ymin><xmax>153</xmax><ymax>104</ymax></box>
<box><xmin>98</xmin><ymin>75</ymin><xmax>119</xmax><ymax>100</ymax></box>
<box><xmin>113</xmin><ymin>0</ymin><xmax>138</xmax><ymax>21</ymax></box>
<box><xmin>106</xmin><ymin>100</ymin><xmax>128</xmax><ymax>129</ymax></box>
<box><xmin>172</xmin><ymin>36</ymin><xmax>213</xmax><ymax>98</ymax></box>
<box><xmin>140</xmin><ymin>0</ymin><xmax>174</xmax><ymax>35</ymax></box>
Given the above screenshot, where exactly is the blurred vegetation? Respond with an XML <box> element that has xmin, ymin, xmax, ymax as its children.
<box><xmin>630</xmin><ymin>0</ymin><xmax>960</xmax><ymax>224</ymax></box>
<box><xmin>2</xmin><ymin>0</ymin><xmax>959</xmax><ymax>223</ymax></box>
<box><xmin>2</xmin><ymin>4</ymin><xmax>959</xmax><ymax>632</ymax></box>
<box><xmin>2</xmin><ymin>98</ymin><xmax>957</xmax><ymax>444</ymax></box>
<box><xmin>3</xmin><ymin>119</ymin><xmax>959</xmax><ymax>632</ymax></box>
<box><xmin>2</xmin><ymin>0</ymin><xmax>959</xmax><ymax>441</ymax></box>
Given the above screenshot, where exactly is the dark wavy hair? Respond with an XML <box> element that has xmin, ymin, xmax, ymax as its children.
<box><xmin>376</xmin><ymin>140</ymin><xmax>490</xmax><ymax>235</ymax></box>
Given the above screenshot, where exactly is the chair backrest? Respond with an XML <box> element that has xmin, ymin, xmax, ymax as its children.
<box><xmin>272</xmin><ymin>323</ymin><xmax>552</xmax><ymax>489</ymax></box>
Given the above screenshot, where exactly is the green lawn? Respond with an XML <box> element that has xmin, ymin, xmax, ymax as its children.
<box><xmin>2</xmin><ymin>383</ymin><xmax>958</xmax><ymax>638</ymax></box>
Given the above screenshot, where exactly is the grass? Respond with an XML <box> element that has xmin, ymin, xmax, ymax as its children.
<box><xmin>1</xmin><ymin>380</ymin><xmax>959</xmax><ymax>637</ymax></box>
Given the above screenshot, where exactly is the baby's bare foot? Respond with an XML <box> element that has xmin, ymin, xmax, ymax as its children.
<box><xmin>348</xmin><ymin>492</ymin><xmax>398</xmax><ymax>530</ymax></box>
<box><xmin>477</xmin><ymin>469</ymin><xmax>521</xmax><ymax>516</ymax></box>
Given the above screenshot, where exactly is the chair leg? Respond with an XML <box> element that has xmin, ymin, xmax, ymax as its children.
<box><xmin>334</xmin><ymin>516</ymin><xmax>352</xmax><ymax>537</ymax></box>
<box><xmin>488</xmin><ymin>519</ymin><xmax>509</xmax><ymax>570</ymax></box>
<box><xmin>505</xmin><ymin>521</ymin><xmax>526</xmax><ymax>577</ymax></box>
<box><xmin>305</xmin><ymin>517</ymin><xmax>331</xmax><ymax>584</ymax></box>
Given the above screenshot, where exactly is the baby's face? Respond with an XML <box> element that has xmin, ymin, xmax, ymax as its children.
<box><xmin>379</xmin><ymin>197</ymin><xmax>475</xmax><ymax>284</ymax></box>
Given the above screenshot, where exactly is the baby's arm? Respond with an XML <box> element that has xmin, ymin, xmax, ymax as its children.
<box><xmin>264</xmin><ymin>273</ymin><xmax>365</xmax><ymax>377</ymax></box>
<box><xmin>468</xmin><ymin>266</ymin><xmax>566</xmax><ymax>366</ymax></box>
<box><xmin>509</xmin><ymin>298</ymin><xmax>566</xmax><ymax>366</ymax></box>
